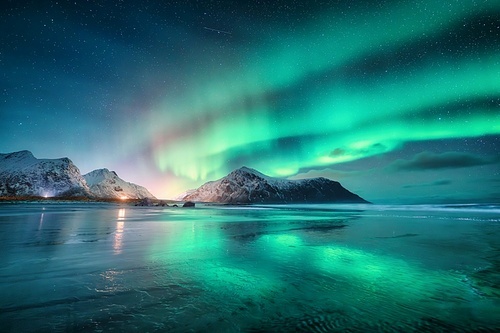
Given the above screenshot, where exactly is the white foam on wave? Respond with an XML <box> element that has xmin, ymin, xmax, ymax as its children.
<box><xmin>249</xmin><ymin>203</ymin><xmax>499</xmax><ymax>213</ymax></box>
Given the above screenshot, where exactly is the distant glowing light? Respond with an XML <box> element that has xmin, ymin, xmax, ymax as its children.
<box><xmin>120</xmin><ymin>196</ymin><xmax>128</xmax><ymax>200</ymax></box>
<box><xmin>42</xmin><ymin>191</ymin><xmax>54</xmax><ymax>198</ymax></box>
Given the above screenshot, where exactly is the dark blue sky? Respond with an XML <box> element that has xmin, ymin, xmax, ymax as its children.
<box><xmin>1</xmin><ymin>0</ymin><xmax>499</xmax><ymax>202</ymax></box>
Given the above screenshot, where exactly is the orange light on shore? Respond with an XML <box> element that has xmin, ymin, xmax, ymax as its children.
<box><xmin>120</xmin><ymin>196</ymin><xmax>128</xmax><ymax>200</ymax></box>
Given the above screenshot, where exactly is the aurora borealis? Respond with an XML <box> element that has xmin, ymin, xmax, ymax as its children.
<box><xmin>1</xmin><ymin>0</ymin><xmax>499</xmax><ymax>202</ymax></box>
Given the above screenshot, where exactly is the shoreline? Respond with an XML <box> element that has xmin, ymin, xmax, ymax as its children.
<box><xmin>0</xmin><ymin>196</ymin><xmax>170</xmax><ymax>204</ymax></box>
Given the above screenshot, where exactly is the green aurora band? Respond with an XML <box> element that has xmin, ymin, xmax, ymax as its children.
<box><xmin>131</xmin><ymin>0</ymin><xmax>499</xmax><ymax>181</ymax></box>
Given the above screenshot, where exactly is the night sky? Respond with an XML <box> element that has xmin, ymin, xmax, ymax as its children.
<box><xmin>1</xmin><ymin>0</ymin><xmax>499</xmax><ymax>203</ymax></box>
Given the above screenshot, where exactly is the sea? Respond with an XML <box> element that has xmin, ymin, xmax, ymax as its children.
<box><xmin>0</xmin><ymin>202</ymin><xmax>499</xmax><ymax>332</ymax></box>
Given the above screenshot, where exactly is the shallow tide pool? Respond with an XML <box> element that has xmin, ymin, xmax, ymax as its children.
<box><xmin>0</xmin><ymin>203</ymin><xmax>499</xmax><ymax>332</ymax></box>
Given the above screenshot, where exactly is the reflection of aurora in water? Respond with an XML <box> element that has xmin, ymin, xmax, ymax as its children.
<box><xmin>150</xmin><ymin>231</ymin><xmax>483</xmax><ymax>329</ymax></box>
<box><xmin>0</xmin><ymin>203</ymin><xmax>499</xmax><ymax>332</ymax></box>
<box><xmin>145</xmin><ymin>205</ymin><xmax>499</xmax><ymax>331</ymax></box>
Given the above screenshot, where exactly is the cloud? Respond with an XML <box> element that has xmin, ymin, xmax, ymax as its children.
<box><xmin>403</xmin><ymin>179</ymin><xmax>451</xmax><ymax>188</ymax></box>
<box><xmin>390</xmin><ymin>151</ymin><xmax>498</xmax><ymax>171</ymax></box>
<box><xmin>330</xmin><ymin>148</ymin><xmax>346</xmax><ymax>157</ymax></box>
<box><xmin>329</xmin><ymin>143</ymin><xmax>388</xmax><ymax>158</ymax></box>
<box><xmin>288</xmin><ymin>168</ymin><xmax>364</xmax><ymax>180</ymax></box>
<box><xmin>432</xmin><ymin>179</ymin><xmax>452</xmax><ymax>186</ymax></box>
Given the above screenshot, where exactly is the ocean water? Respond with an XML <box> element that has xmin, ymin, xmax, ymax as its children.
<box><xmin>0</xmin><ymin>203</ymin><xmax>499</xmax><ymax>332</ymax></box>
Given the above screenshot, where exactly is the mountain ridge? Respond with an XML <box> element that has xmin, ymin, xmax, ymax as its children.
<box><xmin>0</xmin><ymin>150</ymin><xmax>91</xmax><ymax>197</ymax></box>
<box><xmin>181</xmin><ymin>166</ymin><xmax>369</xmax><ymax>204</ymax></box>
<box><xmin>0</xmin><ymin>150</ymin><xmax>155</xmax><ymax>199</ymax></box>
<box><xmin>83</xmin><ymin>168</ymin><xmax>155</xmax><ymax>199</ymax></box>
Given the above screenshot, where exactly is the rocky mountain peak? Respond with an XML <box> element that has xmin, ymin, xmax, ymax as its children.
<box><xmin>1</xmin><ymin>150</ymin><xmax>36</xmax><ymax>165</ymax></box>
<box><xmin>0</xmin><ymin>150</ymin><xmax>90</xmax><ymax>197</ymax></box>
<box><xmin>0</xmin><ymin>150</ymin><xmax>155</xmax><ymax>199</ymax></box>
<box><xmin>83</xmin><ymin>168</ymin><xmax>155</xmax><ymax>199</ymax></box>
<box><xmin>229</xmin><ymin>166</ymin><xmax>268</xmax><ymax>179</ymax></box>
<box><xmin>182</xmin><ymin>167</ymin><xmax>369</xmax><ymax>204</ymax></box>
<box><xmin>84</xmin><ymin>168</ymin><xmax>112</xmax><ymax>183</ymax></box>
<box><xmin>7</xmin><ymin>150</ymin><xmax>34</xmax><ymax>158</ymax></box>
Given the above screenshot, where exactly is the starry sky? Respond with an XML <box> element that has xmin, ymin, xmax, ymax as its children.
<box><xmin>1</xmin><ymin>0</ymin><xmax>499</xmax><ymax>203</ymax></box>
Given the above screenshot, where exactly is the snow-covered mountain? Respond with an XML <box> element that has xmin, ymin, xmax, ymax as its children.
<box><xmin>83</xmin><ymin>168</ymin><xmax>155</xmax><ymax>199</ymax></box>
<box><xmin>0</xmin><ymin>150</ymin><xmax>91</xmax><ymax>197</ymax></box>
<box><xmin>181</xmin><ymin>166</ymin><xmax>369</xmax><ymax>204</ymax></box>
<box><xmin>0</xmin><ymin>150</ymin><xmax>156</xmax><ymax>199</ymax></box>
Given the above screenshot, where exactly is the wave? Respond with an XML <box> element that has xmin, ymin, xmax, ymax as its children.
<box><xmin>365</xmin><ymin>203</ymin><xmax>500</xmax><ymax>214</ymax></box>
<box><xmin>233</xmin><ymin>203</ymin><xmax>500</xmax><ymax>217</ymax></box>
<box><xmin>254</xmin><ymin>202</ymin><xmax>497</xmax><ymax>211</ymax></box>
